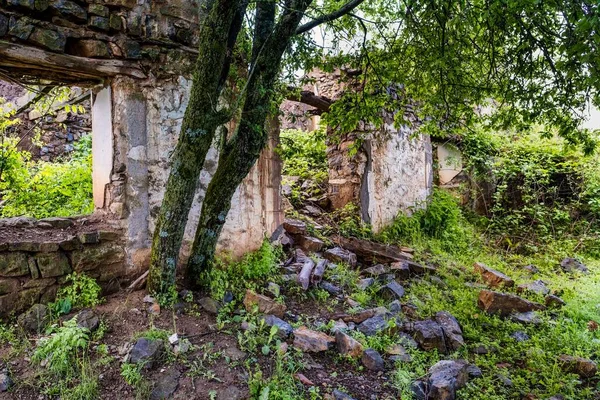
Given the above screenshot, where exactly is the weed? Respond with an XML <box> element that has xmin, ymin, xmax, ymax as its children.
<box><xmin>53</xmin><ymin>273</ymin><xmax>102</xmax><ymax>314</ymax></box>
<box><xmin>121</xmin><ymin>363</ymin><xmax>151</xmax><ymax>400</ymax></box>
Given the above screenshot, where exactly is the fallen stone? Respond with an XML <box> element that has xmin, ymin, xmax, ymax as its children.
<box><xmin>558</xmin><ymin>355</ymin><xmax>597</xmax><ymax>378</ymax></box>
<box><xmin>361</xmin><ymin>348</ymin><xmax>384</xmax><ymax>371</ymax></box>
<box><xmin>477</xmin><ymin>290</ymin><xmax>545</xmax><ymax>316</ymax></box>
<box><xmin>129</xmin><ymin>338</ymin><xmax>164</xmax><ymax>369</ymax></box>
<box><xmin>413</xmin><ymin>319</ymin><xmax>447</xmax><ymax>353</ymax></box>
<box><xmin>0</xmin><ymin>367</ymin><xmax>13</xmax><ymax>392</ymax></box>
<box><xmin>363</xmin><ymin>264</ymin><xmax>388</xmax><ymax>276</ymax></box>
<box><xmin>216</xmin><ymin>385</ymin><xmax>245</xmax><ymax>400</ymax></box>
<box><xmin>389</xmin><ymin>300</ymin><xmax>402</xmax><ymax>314</ymax></box>
<box><xmin>76</xmin><ymin>309</ymin><xmax>100</xmax><ymax>331</ymax></box>
<box><xmin>149</xmin><ymin>367</ymin><xmax>180</xmax><ymax>400</ymax></box>
<box><xmin>466</xmin><ymin>364</ymin><xmax>483</xmax><ymax>378</ymax></box>
<box><xmin>332</xmin><ymin>307</ymin><xmax>387</xmax><ymax>324</ymax></box>
<box><xmin>263</xmin><ymin>315</ymin><xmax>293</xmax><ymax>338</ymax></box>
<box><xmin>379</xmin><ymin>280</ymin><xmax>405</xmax><ymax>300</ymax></box>
<box><xmin>303</xmin><ymin>205</ymin><xmax>322</xmax><ymax>217</ymax></box>
<box><xmin>222</xmin><ymin>346</ymin><xmax>246</xmax><ymax>362</ymax></box>
<box><xmin>357</xmin><ymin>278</ymin><xmax>374</xmax><ymax>290</ymax></box>
<box><xmin>283</xmin><ymin>219</ymin><xmax>307</xmax><ymax>235</ymax></box>
<box><xmin>295</xmin><ymin>372</ymin><xmax>314</xmax><ymax>386</ymax></box>
<box><xmin>319</xmin><ymin>281</ymin><xmax>342</xmax><ymax>295</ymax></box>
<box><xmin>517</xmin><ymin>280</ymin><xmax>550</xmax><ymax>296</ymax></box>
<box><xmin>473</xmin><ymin>262</ymin><xmax>514</xmax><ymax>288</ymax></box>
<box><xmin>390</xmin><ymin>261</ymin><xmax>411</xmax><ymax>279</ymax></box>
<box><xmin>198</xmin><ymin>297</ymin><xmax>220</xmax><ymax>314</ymax></box>
<box><xmin>332</xmin><ymin>389</ymin><xmax>356</xmax><ymax>400</ymax></box>
<box><xmin>18</xmin><ymin>304</ymin><xmax>50</xmax><ymax>333</ymax></box>
<box><xmin>243</xmin><ymin>290</ymin><xmax>286</xmax><ymax>318</ymax></box>
<box><xmin>510</xmin><ymin>311</ymin><xmax>542</xmax><ymax>325</ymax></box>
<box><xmin>560</xmin><ymin>258</ymin><xmax>588</xmax><ymax>274</ymax></box>
<box><xmin>435</xmin><ymin>311</ymin><xmax>465</xmax><ymax>351</ymax></box>
<box><xmin>496</xmin><ymin>373</ymin><xmax>513</xmax><ymax>387</ymax></box>
<box><xmin>357</xmin><ymin>313</ymin><xmax>395</xmax><ymax>336</ymax></box>
<box><xmin>330</xmin><ymin>319</ymin><xmax>349</xmax><ymax>333</ymax></box>
<box><xmin>335</xmin><ymin>330</ymin><xmax>364</xmax><ymax>358</ymax></box>
<box><xmin>299</xmin><ymin>236</ymin><xmax>325</xmax><ymax>253</ymax></box>
<box><xmin>332</xmin><ymin>236</ymin><xmax>412</xmax><ymax>263</ymax></box>
<box><xmin>428</xmin><ymin>359</ymin><xmax>470</xmax><ymax>400</ymax></box>
<box><xmin>545</xmin><ymin>294</ymin><xmax>566</xmax><ymax>308</ymax></box>
<box><xmin>324</xmin><ymin>247</ymin><xmax>357</xmax><ymax>267</ymax></box>
<box><xmin>510</xmin><ymin>331</ymin><xmax>530</xmax><ymax>342</ymax></box>
<box><xmin>410</xmin><ymin>381</ymin><xmax>428</xmax><ymax>400</ymax></box>
<box><xmin>293</xmin><ymin>326</ymin><xmax>335</xmax><ymax>352</ymax></box>
<box><xmin>470</xmin><ymin>344</ymin><xmax>496</xmax><ymax>354</ymax></box>
<box><xmin>522</xmin><ymin>264</ymin><xmax>539</xmax><ymax>274</ymax></box>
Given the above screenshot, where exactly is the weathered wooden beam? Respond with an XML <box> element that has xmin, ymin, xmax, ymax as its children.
<box><xmin>0</xmin><ymin>41</ymin><xmax>147</xmax><ymax>80</ymax></box>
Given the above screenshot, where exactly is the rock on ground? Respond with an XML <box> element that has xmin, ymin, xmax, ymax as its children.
<box><xmin>560</xmin><ymin>258</ymin><xmax>588</xmax><ymax>274</ymax></box>
<box><xmin>243</xmin><ymin>290</ymin><xmax>286</xmax><ymax>318</ymax></box>
<box><xmin>335</xmin><ymin>330</ymin><xmax>364</xmax><ymax>358</ymax></box>
<box><xmin>293</xmin><ymin>326</ymin><xmax>335</xmax><ymax>352</ymax></box>
<box><xmin>323</xmin><ymin>247</ymin><xmax>357</xmax><ymax>267</ymax></box>
<box><xmin>361</xmin><ymin>348</ymin><xmax>385</xmax><ymax>371</ymax></box>
<box><xmin>435</xmin><ymin>311</ymin><xmax>465</xmax><ymax>352</ymax></box>
<box><xmin>129</xmin><ymin>338</ymin><xmax>164</xmax><ymax>369</ymax></box>
<box><xmin>427</xmin><ymin>359</ymin><xmax>471</xmax><ymax>400</ymax></box>
<box><xmin>149</xmin><ymin>367</ymin><xmax>180</xmax><ymax>400</ymax></box>
<box><xmin>412</xmin><ymin>319</ymin><xmax>447</xmax><ymax>354</ymax></box>
<box><xmin>558</xmin><ymin>355</ymin><xmax>598</xmax><ymax>378</ymax></box>
<box><xmin>473</xmin><ymin>262</ymin><xmax>514</xmax><ymax>288</ymax></box>
<box><xmin>477</xmin><ymin>290</ymin><xmax>545</xmax><ymax>316</ymax></box>
<box><xmin>76</xmin><ymin>309</ymin><xmax>100</xmax><ymax>331</ymax></box>
<box><xmin>18</xmin><ymin>304</ymin><xmax>50</xmax><ymax>334</ymax></box>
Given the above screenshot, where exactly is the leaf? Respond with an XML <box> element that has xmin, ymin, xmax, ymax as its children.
<box><xmin>259</xmin><ymin>387</ymin><xmax>270</xmax><ymax>400</ymax></box>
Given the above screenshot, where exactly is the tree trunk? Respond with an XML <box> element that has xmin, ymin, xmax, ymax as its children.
<box><xmin>147</xmin><ymin>0</ymin><xmax>245</xmax><ymax>297</ymax></box>
<box><xmin>186</xmin><ymin>0</ymin><xmax>313</xmax><ymax>285</ymax></box>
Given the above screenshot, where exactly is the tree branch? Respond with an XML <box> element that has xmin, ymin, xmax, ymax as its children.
<box><xmin>295</xmin><ymin>0</ymin><xmax>366</xmax><ymax>35</ymax></box>
<box><xmin>286</xmin><ymin>87</ymin><xmax>333</xmax><ymax>113</ymax></box>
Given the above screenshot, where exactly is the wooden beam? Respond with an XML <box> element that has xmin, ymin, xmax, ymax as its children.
<box><xmin>0</xmin><ymin>41</ymin><xmax>147</xmax><ymax>80</ymax></box>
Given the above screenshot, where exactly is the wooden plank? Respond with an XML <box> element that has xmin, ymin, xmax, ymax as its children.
<box><xmin>0</xmin><ymin>41</ymin><xmax>147</xmax><ymax>79</ymax></box>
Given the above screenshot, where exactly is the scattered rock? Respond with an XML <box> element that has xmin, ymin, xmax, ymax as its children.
<box><xmin>471</xmin><ymin>344</ymin><xmax>496</xmax><ymax>354</ymax></box>
<box><xmin>263</xmin><ymin>315</ymin><xmax>293</xmax><ymax>338</ymax></box>
<box><xmin>332</xmin><ymin>307</ymin><xmax>387</xmax><ymax>324</ymax></box>
<box><xmin>435</xmin><ymin>311</ymin><xmax>465</xmax><ymax>351</ymax></box>
<box><xmin>379</xmin><ymin>280</ymin><xmax>405</xmax><ymax>300</ymax></box>
<box><xmin>324</xmin><ymin>247</ymin><xmax>357</xmax><ymax>267</ymax></box>
<box><xmin>357</xmin><ymin>278</ymin><xmax>375</xmax><ymax>290</ymax></box>
<box><xmin>477</xmin><ymin>290</ymin><xmax>545</xmax><ymax>316</ymax></box>
<box><xmin>558</xmin><ymin>355</ymin><xmax>597</xmax><ymax>378</ymax></box>
<box><xmin>293</xmin><ymin>326</ymin><xmax>335</xmax><ymax>352</ymax></box>
<box><xmin>223</xmin><ymin>346</ymin><xmax>247</xmax><ymax>362</ymax></box>
<box><xmin>319</xmin><ymin>281</ymin><xmax>342</xmax><ymax>295</ymax></box>
<box><xmin>168</xmin><ymin>333</ymin><xmax>178</xmax><ymax>345</ymax></box>
<box><xmin>522</xmin><ymin>264</ymin><xmax>539</xmax><ymax>274</ymax></box>
<box><xmin>283</xmin><ymin>219</ymin><xmax>307</xmax><ymax>235</ymax></box>
<box><xmin>560</xmin><ymin>258</ymin><xmax>588</xmax><ymax>274</ymax></box>
<box><xmin>517</xmin><ymin>280</ymin><xmax>550</xmax><ymax>296</ymax></box>
<box><xmin>76</xmin><ymin>309</ymin><xmax>100</xmax><ymax>331</ymax></box>
<box><xmin>413</xmin><ymin>319</ymin><xmax>447</xmax><ymax>353</ymax></box>
<box><xmin>129</xmin><ymin>338</ymin><xmax>164</xmax><ymax>369</ymax></box>
<box><xmin>410</xmin><ymin>381</ymin><xmax>428</xmax><ymax>400</ymax></box>
<box><xmin>148</xmin><ymin>303</ymin><xmax>161</xmax><ymax>315</ymax></box>
<box><xmin>390</xmin><ymin>261</ymin><xmax>411</xmax><ymax>279</ymax></box>
<box><xmin>510</xmin><ymin>311</ymin><xmax>542</xmax><ymax>325</ymax></box>
<box><xmin>428</xmin><ymin>359</ymin><xmax>470</xmax><ymax>400</ymax></box>
<box><xmin>335</xmin><ymin>330</ymin><xmax>364</xmax><ymax>358</ymax></box>
<box><xmin>361</xmin><ymin>348</ymin><xmax>384</xmax><ymax>371</ymax></box>
<box><xmin>496</xmin><ymin>373</ymin><xmax>513</xmax><ymax>387</ymax></box>
<box><xmin>143</xmin><ymin>295</ymin><xmax>155</xmax><ymax>304</ymax></box>
<box><xmin>299</xmin><ymin>236</ymin><xmax>324</xmax><ymax>252</ymax></box>
<box><xmin>357</xmin><ymin>313</ymin><xmax>395</xmax><ymax>336</ymax></box>
<box><xmin>363</xmin><ymin>264</ymin><xmax>388</xmax><ymax>277</ymax></box>
<box><xmin>473</xmin><ymin>262</ymin><xmax>514</xmax><ymax>288</ymax></box>
<box><xmin>216</xmin><ymin>385</ymin><xmax>245</xmax><ymax>400</ymax></box>
<box><xmin>0</xmin><ymin>367</ymin><xmax>13</xmax><ymax>392</ymax></box>
<box><xmin>510</xmin><ymin>331</ymin><xmax>530</xmax><ymax>342</ymax></box>
<box><xmin>174</xmin><ymin>339</ymin><xmax>191</xmax><ymax>355</ymax></box>
<box><xmin>389</xmin><ymin>300</ymin><xmax>402</xmax><ymax>314</ymax></box>
<box><xmin>545</xmin><ymin>294</ymin><xmax>566</xmax><ymax>308</ymax></box>
<box><xmin>18</xmin><ymin>304</ymin><xmax>50</xmax><ymax>333</ymax></box>
<box><xmin>199</xmin><ymin>297</ymin><xmax>220</xmax><ymax>314</ymax></box>
<box><xmin>149</xmin><ymin>368</ymin><xmax>180</xmax><ymax>400</ymax></box>
<box><xmin>267</xmin><ymin>282</ymin><xmax>281</xmax><ymax>297</ymax></box>
<box><xmin>332</xmin><ymin>389</ymin><xmax>356</xmax><ymax>400</ymax></box>
<box><xmin>243</xmin><ymin>290</ymin><xmax>286</xmax><ymax>318</ymax></box>
<box><xmin>295</xmin><ymin>372</ymin><xmax>314</xmax><ymax>386</ymax></box>
<box><xmin>330</xmin><ymin>319</ymin><xmax>349</xmax><ymax>333</ymax></box>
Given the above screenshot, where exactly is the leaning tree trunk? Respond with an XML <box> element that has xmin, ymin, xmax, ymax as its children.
<box><xmin>147</xmin><ymin>0</ymin><xmax>246</xmax><ymax>298</ymax></box>
<box><xmin>186</xmin><ymin>0</ymin><xmax>313</xmax><ymax>285</ymax></box>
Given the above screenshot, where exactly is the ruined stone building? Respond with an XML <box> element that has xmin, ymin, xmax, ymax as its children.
<box><xmin>0</xmin><ymin>0</ymin><xmax>431</xmax><ymax>314</ymax></box>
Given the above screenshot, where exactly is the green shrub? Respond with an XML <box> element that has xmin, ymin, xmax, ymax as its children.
<box><xmin>0</xmin><ymin>134</ymin><xmax>93</xmax><ymax>218</ymax></box>
<box><xmin>279</xmin><ymin>128</ymin><xmax>328</xmax><ymax>181</ymax></box>
<box><xmin>33</xmin><ymin>318</ymin><xmax>90</xmax><ymax>376</ymax></box>
<box><xmin>201</xmin><ymin>240</ymin><xmax>282</xmax><ymax>303</ymax></box>
<box><xmin>54</xmin><ymin>273</ymin><xmax>103</xmax><ymax>314</ymax></box>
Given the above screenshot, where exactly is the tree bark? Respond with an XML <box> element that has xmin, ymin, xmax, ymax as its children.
<box><xmin>186</xmin><ymin>0</ymin><xmax>314</xmax><ymax>285</ymax></box>
<box><xmin>147</xmin><ymin>0</ymin><xmax>245</xmax><ymax>297</ymax></box>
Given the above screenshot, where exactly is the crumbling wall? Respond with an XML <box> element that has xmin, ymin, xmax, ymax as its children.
<box><xmin>108</xmin><ymin>77</ymin><xmax>283</xmax><ymax>265</ymax></box>
<box><xmin>0</xmin><ymin>217</ymin><xmax>125</xmax><ymax>316</ymax></box>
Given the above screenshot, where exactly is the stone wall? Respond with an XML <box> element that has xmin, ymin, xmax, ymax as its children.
<box><xmin>0</xmin><ymin>0</ymin><xmax>199</xmax><ymax>78</ymax></box>
<box><xmin>0</xmin><ymin>217</ymin><xmax>125</xmax><ymax>316</ymax></box>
